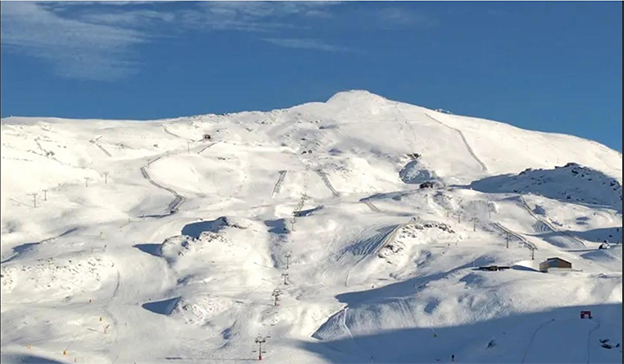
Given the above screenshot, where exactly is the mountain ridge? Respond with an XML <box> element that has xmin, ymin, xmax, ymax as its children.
<box><xmin>1</xmin><ymin>89</ymin><xmax>621</xmax><ymax>364</ymax></box>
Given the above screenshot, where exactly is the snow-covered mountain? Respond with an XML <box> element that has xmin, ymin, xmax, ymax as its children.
<box><xmin>1</xmin><ymin>90</ymin><xmax>622</xmax><ymax>364</ymax></box>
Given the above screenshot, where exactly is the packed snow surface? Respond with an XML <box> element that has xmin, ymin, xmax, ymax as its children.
<box><xmin>1</xmin><ymin>90</ymin><xmax>622</xmax><ymax>363</ymax></box>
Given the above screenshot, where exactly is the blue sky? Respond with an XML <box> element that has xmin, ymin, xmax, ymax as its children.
<box><xmin>1</xmin><ymin>1</ymin><xmax>622</xmax><ymax>151</ymax></box>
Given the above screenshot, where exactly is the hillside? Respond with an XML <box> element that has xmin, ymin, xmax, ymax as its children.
<box><xmin>1</xmin><ymin>90</ymin><xmax>622</xmax><ymax>364</ymax></box>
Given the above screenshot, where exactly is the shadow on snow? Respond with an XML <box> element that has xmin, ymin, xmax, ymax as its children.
<box><xmin>303</xmin><ymin>303</ymin><xmax>622</xmax><ymax>363</ymax></box>
<box><xmin>133</xmin><ymin>243</ymin><xmax>162</xmax><ymax>257</ymax></box>
<box><xmin>142</xmin><ymin>296</ymin><xmax>181</xmax><ymax>316</ymax></box>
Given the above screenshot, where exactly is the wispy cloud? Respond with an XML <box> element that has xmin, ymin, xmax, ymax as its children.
<box><xmin>180</xmin><ymin>2</ymin><xmax>341</xmax><ymax>32</ymax></box>
<box><xmin>376</xmin><ymin>7</ymin><xmax>436</xmax><ymax>27</ymax></box>
<box><xmin>262</xmin><ymin>37</ymin><xmax>355</xmax><ymax>53</ymax></box>
<box><xmin>79</xmin><ymin>9</ymin><xmax>177</xmax><ymax>28</ymax></box>
<box><xmin>1</xmin><ymin>2</ymin><xmax>147</xmax><ymax>81</ymax></box>
<box><xmin>0</xmin><ymin>2</ymin><xmax>344</xmax><ymax>80</ymax></box>
<box><xmin>0</xmin><ymin>2</ymin><xmax>434</xmax><ymax>81</ymax></box>
<box><xmin>202</xmin><ymin>2</ymin><xmax>340</xmax><ymax>20</ymax></box>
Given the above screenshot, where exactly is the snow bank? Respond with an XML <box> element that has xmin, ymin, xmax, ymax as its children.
<box><xmin>471</xmin><ymin>163</ymin><xmax>622</xmax><ymax>211</ymax></box>
<box><xmin>1</xmin><ymin>254</ymin><xmax>115</xmax><ymax>302</ymax></box>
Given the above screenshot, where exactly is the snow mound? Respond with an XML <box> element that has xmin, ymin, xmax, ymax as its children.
<box><xmin>326</xmin><ymin>90</ymin><xmax>389</xmax><ymax>108</ymax></box>
<box><xmin>471</xmin><ymin>163</ymin><xmax>622</xmax><ymax>210</ymax></box>
<box><xmin>378</xmin><ymin>221</ymin><xmax>458</xmax><ymax>260</ymax></box>
<box><xmin>1</xmin><ymin>254</ymin><xmax>115</xmax><ymax>302</ymax></box>
<box><xmin>432</xmin><ymin>190</ymin><xmax>463</xmax><ymax>212</ymax></box>
<box><xmin>160</xmin><ymin>233</ymin><xmax>230</xmax><ymax>260</ymax></box>
<box><xmin>399</xmin><ymin>159</ymin><xmax>438</xmax><ymax>185</ymax></box>
<box><xmin>219</xmin><ymin>216</ymin><xmax>254</xmax><ymax>230</ymax></box>
<box><xmin>397</xmin><ymin>221</ymin><xmax>457</xmax><ymax>242</ymax></box>
<box><xmin>582</xmin><ymin>246</ymin><xmax>623</xmax><ymax>272</ymax></box>
<box><xmin>320</xmin><ymin>157</ymin><xmax>399</xmax><ymax>193</ymax></box>
<box><xmin>170</xmin><ymin>294</ymin><xmax>234</xmax><ymax>325</ymax></box>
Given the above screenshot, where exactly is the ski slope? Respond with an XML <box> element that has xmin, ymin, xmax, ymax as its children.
<box><xmin>1</xmin><ymin>90</ymin><xmax>622</xmax><ymax>364</ymax></box>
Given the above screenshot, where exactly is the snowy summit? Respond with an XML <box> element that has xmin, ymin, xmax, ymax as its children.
<box><xmin>1</xmin><ymin>90</ymin><xmax>622</xmax><ymax>364</ymax></box>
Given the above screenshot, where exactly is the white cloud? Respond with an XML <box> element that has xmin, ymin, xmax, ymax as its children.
<box><xmin>202</xmin><ymin>2</ymin><xmax>340</xmax><ymax>19</ymax></box>
<box><xmin>262</xmin><ymin>38</ymin><xmax>356</xmax><ymax>53</ymax></box>
<box><xmin>0</xmin><ymin>2</ymin><xmax>345</xmax><ymax>81</ymax></box>
<box><xmin>180</xmin><ymin>2</ymin><xmax>341</xmax><ymax>32</ymax></box>
<box><xmin>1</xmin><ymin>2</ymin><xmax>147</xmax><ymax>81</ymax></box>
<box><xmin>1</xmin><ymin>2</ymin><xmax>431</xmax><ymax>81</ymax></box>
<box><xmin>377</xmin><ymin>7</ymin><xmax>436</xmax><ymax>27</ymax></box>
<box><xmin>79</xmin><ymin>9</ymin><xmax>176</xmax><ymax>27</ymax></box>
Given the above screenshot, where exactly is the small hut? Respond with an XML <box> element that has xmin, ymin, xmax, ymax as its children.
<box><xmin>539</xmin><ymin>257</ymin><xmax>572</xmax><ymax>272</ymax></box>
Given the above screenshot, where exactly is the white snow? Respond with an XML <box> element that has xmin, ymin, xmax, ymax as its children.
<box><xmin>1</xmin><ymin>90</ymin><xmax>621</xmax><ymax>363</ymax></box>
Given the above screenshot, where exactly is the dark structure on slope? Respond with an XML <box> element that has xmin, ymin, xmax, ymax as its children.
<box><xmin>539</xmin><ymin>257</ymin><xmax>572</xmax><ymax>272</ymax></box>
<box><xmin>478</xmin><ymin>265</ymin><xmax>510</xmax><ymax>271</ymax></box>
